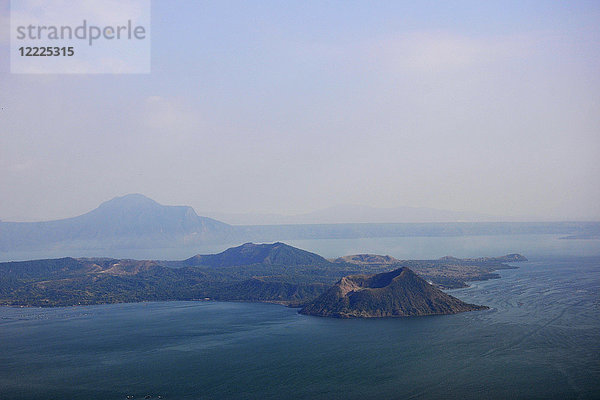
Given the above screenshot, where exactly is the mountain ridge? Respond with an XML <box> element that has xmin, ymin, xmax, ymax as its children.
<box><xmin>178</xmin><ymin>242</ymin><xmax>330</xmax><ymax>267</ymax></box>
<box><xmin>2</xmin><ymin>194</ymin><xmax>595</xmax><ymax>260</ymax></box>
<box><xmin>0</xmin><ymin>242</ymin><xmax>524</xmax><ymax>312</ymax></box>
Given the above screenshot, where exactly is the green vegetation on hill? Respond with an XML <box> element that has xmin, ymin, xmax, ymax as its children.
<box><xmin>177</xmin><ymin>242</ymin><xmax>329</xmax><ymax>267</ymax></box>
<box><xmin>0</xmin><ymin>242</ymin><xmax>526</xmax><ymax>309</ymax></box>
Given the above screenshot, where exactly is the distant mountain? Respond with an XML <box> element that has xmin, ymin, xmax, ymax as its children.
<box><xmin>179</xmin><ymin>242</ymin><xmax>330</xmax><ymax>267</ymax></box>
<box><xmin>299</xmin><ymin>268</ymin><xmax>488</xmax><ymax>318</ymax></box>
<box><xmin>205</xmin><ymin>204</ymin><xmax>504</xmax><ymax>225</ymax></box>
<box><xmin>0</xmin><ymin>194</ymin><xmax>232</xmax><ymax>251</ymax></box>
<box><xmin>3</xmin><ymin>194</ymin><xmax>597</xmax><ymax>260</ymax></box>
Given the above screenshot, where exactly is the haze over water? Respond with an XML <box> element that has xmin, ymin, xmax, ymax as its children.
<box><xmin>1</xmin><ymin>237</ymin><xmax>599</xmax><ymax>399</ymax></box>
<box><xmin>2</xmin><ymin>2</ymin><xmax>599</xmax><ymax>398</ymax></box>
<box><xmin>3</xmin><ymin>233</ymin><xmax>600</xmax><ymax>263</ymax></box>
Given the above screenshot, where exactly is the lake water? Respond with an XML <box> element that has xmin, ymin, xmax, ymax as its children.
<box><xmin>287</xmin><ymin>234</ymin><xmax>600</xmax><ymax>259</ymax></box>
<box><xmin>3</xmin><ymin>234</ymin><xmax>600</xmax><ymax>262</ymax></box>
<box><xmin>1</xmin><ymin>237</ymin><xmax>599</xmax><ymax>399</ymax></box>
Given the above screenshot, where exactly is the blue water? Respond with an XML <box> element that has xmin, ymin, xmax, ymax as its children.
<box><xmin>3</xmin><ymin>234</ymin><xmax>600</xmax><ymax>262</ymax></box>
<box><xmin>287</xmin><ymin>234</ymin><xmax>600</xmax><ymax>259</ymax></box>
<box><xmin>1</xmin><ymin>251</ymin><xmax>599</xmax><ymax>398</ymax></box>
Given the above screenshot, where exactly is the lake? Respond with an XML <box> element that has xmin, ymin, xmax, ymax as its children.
<box><xmin>1</xmin><ymin>236</ymin><xmax>599</xmax><ymax>399</ymax></box>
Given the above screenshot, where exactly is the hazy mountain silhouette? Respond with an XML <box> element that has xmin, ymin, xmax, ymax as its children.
<box><xmin>0</xmin><ymin>194</ymin><xmax>231</xmax><ymax>251</ymax></box>
<box><xmin>2</xmin><ymin>194</ymin><xmax>598</xmax><ymax>259</ymax></box>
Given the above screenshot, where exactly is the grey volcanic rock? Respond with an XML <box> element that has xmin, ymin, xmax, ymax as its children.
<box><xmin>299</xmin><ymin>268</ymin><xmax>487</xmax><ymax>318</ymax></box>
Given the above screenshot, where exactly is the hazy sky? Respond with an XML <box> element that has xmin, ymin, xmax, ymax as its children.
<box><xmin>1</xmin><ymin>0</ymin><xmax>599</xmax><ymax>221</ymax></box>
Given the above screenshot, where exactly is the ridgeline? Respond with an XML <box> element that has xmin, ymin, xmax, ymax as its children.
<box><xmin>0</xmin><ymin>242</ymin><xmax>526</xmax><ymax>317</ymax></box>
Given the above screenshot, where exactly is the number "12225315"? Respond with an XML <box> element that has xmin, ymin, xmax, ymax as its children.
<box><xmin>19</xmin><ymin>47</ymin><xmax>74</xmax><ymax>56</ymax></box>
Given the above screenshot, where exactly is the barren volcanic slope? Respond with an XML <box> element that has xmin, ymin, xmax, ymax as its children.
<box><xmin>300</xmin><ymin>268</ymin><xmax>488</xmax><ymax>318</ymax></box>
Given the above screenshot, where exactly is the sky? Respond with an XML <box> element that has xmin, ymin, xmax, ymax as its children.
<box><xmin>0</xmin><ymin>0</ymin><xmax>599</xmax><ymax>222</ymax></box>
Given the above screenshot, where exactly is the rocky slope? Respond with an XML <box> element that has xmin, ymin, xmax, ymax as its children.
<box><xmin>300</xmin><ymin>267</ymin><xmax>488</xmax><ymax>318</ymax></box>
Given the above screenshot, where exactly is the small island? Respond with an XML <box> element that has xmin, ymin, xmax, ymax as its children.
<box><xmin>300</xmin><ymin>268</ymin><xmax>487</xmax><ymax>318</ymax></box>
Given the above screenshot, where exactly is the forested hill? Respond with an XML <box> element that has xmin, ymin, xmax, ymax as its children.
<box><xmin>0</xmin><ymin>242</ymin><xmax>526</xmax><ymax>309</ymax></box>
<box><xmin>175</xmin><ymin>242</ymin><xmax>330</xmax><ymax>267</ymax></box>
